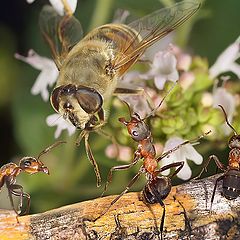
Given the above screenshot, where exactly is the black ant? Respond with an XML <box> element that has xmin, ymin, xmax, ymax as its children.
<box><xmin>0</xmin><ymin>141</ymin><xmax>64</xmax><ymax>218</ymax></box>
<box><xmin>194</xmin><ymin>104</ymin><xmax>240</xmax><ymax>209</ymax></box>
<box><xmin>98</xmin><ymin>92</ymin><xmax>210</xmax><ymax>239</ymax></box>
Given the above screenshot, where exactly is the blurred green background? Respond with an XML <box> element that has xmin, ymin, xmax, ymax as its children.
<box><xmin>0</xmin><ymin>0</ymin><xmax>239</xmax><ymax>214</ymax></box>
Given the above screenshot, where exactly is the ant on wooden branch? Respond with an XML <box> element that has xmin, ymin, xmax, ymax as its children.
<box><xmin>97</xmin><ymin>86</ymin><xmax>210</xmax><ymax>239</ymax></box>
<box><xmin>195</xmin><ymin>104</ymin><xmax>240</xmax><ymax>210</ymax></box>
<box><xmin>0</xmin><ymin>141</ymin><xmax>65</xmax><ymax>218</ymax></box>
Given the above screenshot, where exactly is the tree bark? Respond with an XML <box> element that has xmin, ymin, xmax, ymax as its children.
<box><xmin>1</xmin><ymin>174</ymin><xmax>240</xmax><ymax>240</ymax></box>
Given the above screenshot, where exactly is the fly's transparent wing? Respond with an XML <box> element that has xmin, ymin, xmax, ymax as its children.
<box><xmin>39</xmin><ymin>5</ymin><xmax>83</xmax><ymax>69</ymax></box>
<box><xmin>113</xmin><ymin>1</ymin><xmax>200</xmax><ymax>72</ymax></box>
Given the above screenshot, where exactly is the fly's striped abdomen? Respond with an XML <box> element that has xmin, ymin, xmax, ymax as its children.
<box><xmin>82</xmin><ymin>24</ymin><xmax>142</xmax><ymax>75</ymax></box>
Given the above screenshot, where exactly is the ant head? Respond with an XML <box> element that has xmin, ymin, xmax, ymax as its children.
<box><xmin>119</xmin><ymin>113</ymin><xmax>149</xmax><ymax>142</ymax></box>
<box><xmin>228</xmin><ymin>135</ymin><xmax>240</xmax><ymax>149</ymax></box>
<box><xmin>19</xmin><ymin>157</ymin><xmax>49</xmax><ymax>175</ymax></box>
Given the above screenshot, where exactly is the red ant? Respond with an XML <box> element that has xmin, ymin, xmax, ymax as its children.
<box><xmin>195</xmin><ymin>104</ymin><xmax>240</xmax><ymax>209</ymax></box>
<box><xmin>0</xmin><ymin>141</ymin><xmax>64</xmax><ymax>218</ymax></box>
<box><xmin>99</xmin><ymin>95</ymin><xmax>210</xmax><ymax>239</ymax></box>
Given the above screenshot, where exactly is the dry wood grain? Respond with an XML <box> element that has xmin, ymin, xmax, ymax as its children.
<box><xmin>0</xmin><ymin>174</ymin><xmax>240</xmax><ymax>240</ymax></box>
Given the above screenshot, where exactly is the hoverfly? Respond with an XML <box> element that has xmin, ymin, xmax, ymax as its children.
<box><xmin>39</xmin><ymin>1</ymin><xmax>200</xmax><ymax>186</ymax></box>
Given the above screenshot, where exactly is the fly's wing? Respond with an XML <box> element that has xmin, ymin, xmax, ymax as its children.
<box><xmin>113</xmin><ymin>1</ymin><xmax>200</xmax><ymax>73</ymax></box>
<box><xmin>39</xmin><ymin>5</ymin><xmax>83</xmax><ymax>69</ymax></box>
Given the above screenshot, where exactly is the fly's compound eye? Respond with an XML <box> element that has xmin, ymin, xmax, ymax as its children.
<box><xmin>51</xmin><ymin>86</ymin><xmax>64</xmax><ymax>112</ymax></box>
<box><xmin>51</xmin><ymin>84</ymin><xmax>77</xmax><ymax>113</ymax></box>
<box><xmin>76</xmin><ymin>87</ymin><xmax>103</xmax><ymax>114</ymax></box>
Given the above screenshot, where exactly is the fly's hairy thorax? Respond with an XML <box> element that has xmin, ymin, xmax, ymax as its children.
<box><xmin>57</xmin><ymin>23</ymin><xmax>141</xmax><ymax>100</ymax></box>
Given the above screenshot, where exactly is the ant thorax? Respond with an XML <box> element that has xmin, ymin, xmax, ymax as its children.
<box><xmin>0</xmin><ymin>163</ymin><xmax>20</xmax><ymax>177</ymax></box>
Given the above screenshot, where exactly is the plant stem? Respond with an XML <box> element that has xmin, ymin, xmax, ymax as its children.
<box><xmin>88</xmin><ymin>0</ymin><xmax>114</xmax><ymax>31</ymax></box>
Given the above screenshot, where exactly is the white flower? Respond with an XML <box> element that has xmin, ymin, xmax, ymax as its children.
<box><xmin>212</xmin><ymin>87</ymin><xmax>235</xmax><ymax>135</ymax></box>
<box><xmin>160</xmin><ymin>137</ymin><xmax>203</xmax><ymax>180</ymax></box>
<box><xmin>26</xmin><ymin>0</ymin><xmax>77</xmax><ymax>15</ymax></box>
<box><xmin>15</xmin><ymin>49</ymin><xmax>58</xmax><ymax>102</ymax></box>
<box><xmin>118</xmin><ymin>70</ymin><xmax>145</xmax><ymax>89</ymax></box>
<box><xmin>210</xmin><ymin>36</ymin><xmax>240</xmax><ymax>79</ymax></box>
<box><xmin>46</xmin><ymin>113</ymin><xmax>76</xmax><ymax>138</ymax></box>
<box><xmin>140</xmin><ymin>50</ymin><xmax>179</xmax><ymax>90</ymax></box>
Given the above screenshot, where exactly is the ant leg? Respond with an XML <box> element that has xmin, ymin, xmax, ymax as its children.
<box><xmin>37</xmin><ymin>141</ymin><xmax>66</xmax><ymax>159</ymax></box>
<box><xmin>96</xmin><ymin>171</ymin><xmax>142</xmax><ymax>221</ymax></box>
<box><xmin>157</xmin><ymin>131</ymin><xmax>211</xmax><ymax>162</ymax></box>
<box><xmin>173</xmin><ymin>196</ymin><xmax>192</xmax><ymax>237</ymax></box>
<box><xmin>148</xmin><ymin>185</ymin><xmax>166</xmax><ymax>240</ymax></box>
<box><xmin>110</xmin><ymin>214</ymin><xmax>127</xmax><ymax>239</ymax></box>
<box><xmin>194</xmin><ymin>155</ymin><xmax>226</xmax><ymax>180</ymax></box>
<box><xmin>101</xmin><ymin>151</ymin><xmax>141</xmax><ymax>197</ymax></box>
<box><xmin>8</xmin><ymin>184</ymin><xmax>31</xmax><ymax>215</ymax></box>
<box><xmin>84</xmin><ymin>132</ymin><xmax>102</xmax><ymax>187</ymax></box>
<box><xmin>154</xmin><ymin>162</ymin><xmax>184</xmax><ymax>179</ymax></box>
<box><xmin>7</xmin><ymin>184</ymin><xmax>20</xmax><ymax>216</ymax></box>
<box><xmin>210</xmin><ymin>175</ymin><xmax>224</xmax><ymax>211</ymax></box>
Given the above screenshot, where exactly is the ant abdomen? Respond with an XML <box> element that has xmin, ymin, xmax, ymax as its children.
<box><xmin>143</xmin><ymin>177</ymin><xmax>172</xmax><ymax>204</ymax></box>
<box><xmin>222</xmin><ymin>169</ymin><xmax>240</xmax><ymax>200</ymax></box>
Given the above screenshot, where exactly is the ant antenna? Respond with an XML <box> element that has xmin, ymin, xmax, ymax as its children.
<box><xmin>37</xmin><ymin>141</ymin><xmax>66</xmax><ymax>159</ymax></box>
<box><xmin>218</xmin><ymin>104</ymin><xmax>237</xmax><ymax>135</ymax></box>
<box><xmin>122</xmin><ymin>100</ymin><xmax>133</xmax><ymax>116</ymax></box>
<box><xmin>144</xmin><ymin>81</ymin><xmax>177</xmax><ymax>120</ymax></box>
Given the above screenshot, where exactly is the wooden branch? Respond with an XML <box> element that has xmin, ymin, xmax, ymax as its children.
<box><xmin>1</xmin><ymin>174</ymin><xmax>240</xmax><ymax>240</ymax></box>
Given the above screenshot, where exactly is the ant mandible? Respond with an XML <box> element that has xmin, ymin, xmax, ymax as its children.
<box><xmin>195</xmin><ymin>104</ymin><xmax>240</xmax><ymax>209</ymax></box>
<box><xmin>99</xmin><ymin>90</ymin><xmax>210</xmax><ymax>239</ymax></box>
<box><xmin>0</xmin><ymin>141</ymin><xmax>65</xmax><ymax>217</ymax></box>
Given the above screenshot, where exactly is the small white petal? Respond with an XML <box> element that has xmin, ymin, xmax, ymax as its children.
<box><xmin>46</xmin><ymin>113</ymin><xmax>76</xmax><ymax>138</ymax></box>
<box><xmin>228</xmin><ymin>62</ymin><xmax>240</xmax><ymax>78</ymax></box>
<box><xmin>210</xmin><ymin>37</ymin><xmax>240</xmax><ymax>78</ymax></box>
<box><xmin>49</xmin><ymin>0</ymin><xmax>77</xmax><ymax>15</ymax></box>
<box><xmin>160</xmin><ymin>136</ymin><xmax>203</xmax><ymax>180</ymax></box>
<box><xmin>141</xmin><ymin>49</ymin><xmax>179</xmax><ymax>90</ymax></box>
<box><xmin>15</xmin><ymin>49</ymin><xmax>55</xmax><ymax>70</ymax></box>
<box><xmin>177</xmin><ymin>163</ymin><xmax>192</xmax><ymax>180</ymax></box>
<box><xmin>183</xmin><ymin>144</ymin><xmax>203</xmax><ymax>165</ymax></box>
<box><xmin>160</xmin><ymin>154</ymin><xmax>177</xmax><ymax>176</ymax></box>
<box><xmin>15</xmin><ymin>50</ymin><xmax>59</xmax><ymax>101</ymax></box>
<box><xmin>154</xmin><ymin>75</ymin><xmax>166</xmax><ymax>90</ymax></box>
<box><xmin>213</xmin><ymin>87</ymin><xmax>235</xmax><ymax>119</ymax></box>
<box><xmin>213</xmin><ymin>87</ymin><xmax>235</xmax><ymax>135</ymax></box>
<box><xmin>168</xmin><ymin>70</ymin><xmax>179</xmax><ymax>82</ymax></box>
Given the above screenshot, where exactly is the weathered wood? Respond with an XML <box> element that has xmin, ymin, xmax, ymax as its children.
<box><xmin>0</xmin><ymin>174</ymin><xmax>240</xmax><ymax>240</ymax></box>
